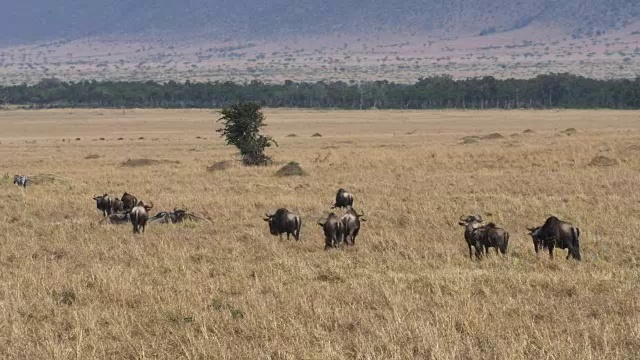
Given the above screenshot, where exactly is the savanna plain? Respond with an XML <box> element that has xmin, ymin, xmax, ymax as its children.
<box><xmin>0</xmin><ymin>108</ymin><xmax>639</xmax><ymax>359</ymax></box>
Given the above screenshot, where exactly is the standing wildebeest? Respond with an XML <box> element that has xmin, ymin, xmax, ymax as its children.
<box><xmin>111</xmin><ymin>198</ymin><xmax>125</xmax><ymax>214</ymax></box>
<box><xmin>458</xmin><ymin>215</ymin><xmax>484</xmax><ymax>259</ymax></box>
<box><xmin>341</xmin><ymin>208</ymin><xmax>365</xmax><ymax>246</ymax></box>
<box><xmin>130</xmin><ymin>201</ymin><xmax>153</xmax><ymax>233</ymax></box>
<box><xmin>528</xmin><ymin>216</ymin><xmax>581</xmax><ymax>260</ymax></box>
<box><xmin>318</xmin><ymin>213</ymin><xmax>344</xmax><ymax>249</ymax></box>
<box><xmin>13</xmin><ymin>175</ymin><xmax>28</xmax><ymax>188</ymax></box>
<box><xmin>93</xmin><ymin>194</ymin><xmax>115</xmax><ymax>217</ymax></box>
<box><xmin>121</xmin><ymin>192</ymin><xmax>138</xmax><ymax>212</ymax></box>
<box><xmin>263</xmin><ymin>208</ymin><xmax>302</xmax><ymax>241</ymax></box>
<box><xmin>471</xmin><ymin>223</ymin><xmax>510</xmax><ymax>256</ymax></box>
<box><xmin>332</xmin><ymin>188</ymin><xmax>354</xmax><ymax>209</ymax></box>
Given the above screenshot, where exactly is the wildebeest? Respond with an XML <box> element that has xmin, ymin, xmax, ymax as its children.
<box><xmin>458</xmin><ymin>215</ymin><xmax>484</xmax><ymax>259</ymax></box>
<box><xmin>130</xmin><ymin>200</ymin><xmax>153</xmax><ymax>233</ymax></box>
<box><xmin>13</xmin><ymin>175</ymin><xmax>28</xmax><ymax>188</ymax></box>
<box><xmin>528</xmin><ymin>216</ymin><xmax>581</xmax><ymax>260</ymax></box>
<box><xmin>263</xmin><ymin>208</ymin><xmax>302</xmax><ymax>241</ymax></box>
<box><xmin>100</xmin><ymin>212</ymin><xmax>130</xmax><ymax>225</ymax></box>
<box><xmin>111</xmin><ymin>198</ymin><xmax>125</xmax><ymax>214</ymax></box>
<box><xmin>471</xmin><ymin>223</ymin><xmax>509</xmax><ymax>256</ymax></box>
<box><xmin>121</xmin><ymin>192</ymin><xmax>138</xmax><ymax>212</ymax></box>
<box><xmin>332</xmin><ymin>188</ymin><xmax>354</xmax><ymax>209</ymax></box>
<box><xmin>318</xmin><ymin>213</ymin><xmax>343</xmax><ymax>249</ymax></box>
<box><xmin>148</xmin><ymin>208</ymin><xmax>210</xmax><ymax>224</ymax></box>
<box><xmin>341</xmin><ymin>208</ymin><xmax>365</xmax><ymax>246</ymax></box>
<box><xmin>93</xmin><ymin>194</ymin><xmax>115</xmax><ymax>217</ymax></box>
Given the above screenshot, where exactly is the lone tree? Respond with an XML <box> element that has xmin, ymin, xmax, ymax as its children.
<box><xmin>216</xmin><ymin>102</ymin><xmax>277</xmax><ymax>166</ymax></box>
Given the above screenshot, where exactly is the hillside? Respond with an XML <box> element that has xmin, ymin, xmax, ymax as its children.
<box><xmin>0</xmin><ymin>1</ymin><xmax>638</xmax><ymax>84</ymax></box>
<box><xmin>2</xmin><ymin>0</ymin><xmax>639</xmax><ymax>44</ymax></box>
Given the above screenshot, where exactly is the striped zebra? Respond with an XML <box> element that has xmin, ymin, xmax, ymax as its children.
<box><xmin>13</xmin><ymin>175</ymin><xmax>28</xmax><ymax>188</ymax></box>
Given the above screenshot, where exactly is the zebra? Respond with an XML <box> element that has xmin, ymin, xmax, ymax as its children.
<box><xmin>13</xmin><ymin>175</ymin><xmax>28</xmax><ymax>188</ymax></box>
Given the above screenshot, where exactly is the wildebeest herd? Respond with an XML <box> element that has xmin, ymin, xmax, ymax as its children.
<box><xmin>16</xmin><ymin>177</ymin><xmax>581</xmax><ymax>260</ymax></box>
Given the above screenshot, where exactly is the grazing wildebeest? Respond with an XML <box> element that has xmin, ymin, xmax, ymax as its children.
<box><xmin>263</xmin><ymin>208</ymin><xmax>302</xmax><ymax>241</ymax></box>
<box><xmin>318</xmin><ymin>213</ymin><xmax>344</xmax><ymax>249</ymax></box>
<box><xmin>471</xmin><ymin>223</ymin><xmax>509</xmax><ymax>256</ymax></box>
<box><xmin>13</xmin><ymin>175</ymin><xmax>28</xmax><ymax>188</ymax></box>
<box><xmin>332</xmin><ymin>188</ymin><xmax>354</xmax><ymax>209</ymax></box>
<box><xmin>100</xmin><ymin>212</ymin><xmax>130</xmax><ymax>225</ymax></box>
<box><xmin>111</xmin><ymin>198</ymin><xmax>125</xmax><ymax>214</ymax></box>
<box><xmin>341</xmin><ymin>208</ymin><xmax>365</xmax><ymax>246</ymax></box>
<box><xmin>121</xmin><ymin>192</ymin><xmax>138</xmax><ymax>212</ymax></box>
<box><xmin>458</xmin><ymin>215</ymin><xmax>485</xmax><ymax>259</ymax></box>
<box><xmin>93</xmin><ymin>194</ymin><xmax>115</xmax><ymax>217</ymax></box>
<box><xmin>528</xmin><ymin>216</ymin><xmax>581</xmax><ymax>260</ymax></box>
<box><xmin>130</xmin><ymin>201</ymin><xmax>153</xmax><ymax>234</ymax></box>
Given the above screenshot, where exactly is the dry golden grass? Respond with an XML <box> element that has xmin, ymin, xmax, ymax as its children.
<box><xmin>0</xmin><ymin>109</ymin><xmax>640</xmax><ymax>359</ymax></box>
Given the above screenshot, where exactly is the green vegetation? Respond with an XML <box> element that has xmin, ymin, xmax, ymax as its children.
<box><xmin>216</xmin><ymin>103</ymin><xmax>277</xmax><ymax>166</ymax></box>
<box><xmin>2</xmin><ymin>73</ymin><xmax>640</xmax><ymax>109</ymax></box>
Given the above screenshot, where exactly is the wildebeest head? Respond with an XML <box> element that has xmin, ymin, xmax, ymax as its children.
<box><xmin>263</xmin><ymin>208</ymin><xmax>302</xmax><ymax>241</ymax></box>
<box><xmin>332</xmin><ymin>188</ymin><xmax>354</xmax><ymax>209</ymax></box>
<box><xmin>458</xmin><ymin>214</ymin><xmax>483</xmax><ymax>227</ymax></box>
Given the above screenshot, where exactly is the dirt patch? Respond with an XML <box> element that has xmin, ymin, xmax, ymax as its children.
<box><xmin>275</xmin><ymin>161</ymin><xmax>306</xmax><ymax>177</ymax></box>
<box><xmin>121</xmin><ymin>158</ymin><xmax>180</xmax><ymax>167</ymax></box>
<box><xmin>311</xmin><ymin>133</ymin><xmax>323</xmax><ymax>137</ymax></box>
<box><xmin>588</xmin><ymin>155</ymin><xmax>619</xmax><ymax>167</ymax></box>
<box><xmin>84</xmin><ymin>154</ymin><xmax>101</xmax><ymax>160</ymax></box>
<box><xmin>207</xmin><ymin>160</ymin><xmax>234</xmax><ymax>172</ymax></box>
<box><xmin>481</xmin><ymin>132</ymin><xmax>505</xmax><ymax>140</ymax></box>
<box><xmin>461</xmin><ymin>136</ymin><xmax>480</xmax><ymax>144</ymax></box>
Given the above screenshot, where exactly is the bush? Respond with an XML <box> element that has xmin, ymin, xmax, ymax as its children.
<box><xmin>275</xmin><ymin>161</ymin><xmax>306</xmax><ymax>177</ymax></box>
<box><xmin>216</xmin><ymin>103</ymin><xmax>277</xmax><ymax>166</ymax></box>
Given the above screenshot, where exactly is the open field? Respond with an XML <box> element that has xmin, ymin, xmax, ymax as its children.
<box><xmin>0</xmin><ymin>109</ymin><xmax>640</xmax><ymax>359</ymax></box>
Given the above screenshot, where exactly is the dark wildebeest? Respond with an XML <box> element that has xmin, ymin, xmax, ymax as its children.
<box><xmin>13</xmin><ymin>175</ymin><xmax>28</xmax><ymax>188</ymax></box>
<box><xmin>528</xmin><ymin>216</ymin><xmax>581</xmax><ymax>260</ymax></box>
<box><xmin>130</xmin><ymin>200</ymin><xmax>153</xmax><ymax>234</ymax></box>
<box><xmin>93</xmin><ymin>194</ymin><xmax>115</xmax><ymax>217</ymax></box>
<box><xmin>100</xmin><ymin>212</ymin><xmax>130</xmax><ymax>225</ymax></box>
<box><xmin>341</xmin><ymin>208</ymin><xmax>365</xmax><ymax>246</ymax></box>
<box><xmin>111</xmin><ymin>198</ymin><xmax>125</xmax><ymax>214</ymax></box>
<box><xmin>332</xmin><ymin>188</ymin><xmax>354</xmax><ymax>209</ymax></box>
<box><xmin>318</xmin><ymin>213</ymin><xmax>343</xmax><ymax>250</ymax></box>
<box><xmin>148</xmin><ymin>208</ymin><xmax>210</xmax><ymax>224</ymax></box>
<box><xmin>458</xmin><ymin>214</ymin><xmax>484</xmax><ymax>259</ymax></box>
<box><xmin>121</xmin><ymin>192</ymin><xmax>138</xmax><ymax>212</ymax></box>
<box><xmin>471</xmin><ymin>223</ymin><xmax>510</xmax><ymax>257</ymax></box>
<box><xmin>263</xmin><ymin>208</ymin><xmax>302</xmax><ymax>241</ymax></box>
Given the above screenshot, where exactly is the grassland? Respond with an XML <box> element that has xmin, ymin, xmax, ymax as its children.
<box><xmin>0</xmin><ymin>109</ymin><xmax>639</xmax><ymax>359</ymax></box>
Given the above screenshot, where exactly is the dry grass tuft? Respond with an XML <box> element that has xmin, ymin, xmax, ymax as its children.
<box><xmin>482</xmin><ymin>132</ymin><xmax>505</xmax><ymax>140</ymax></box>
<box><xmin>275</xmin><ymin>161</ymin><xmax>306</xmax><ymax>176</ymax></box>
<box><xmin>461</xmin><ymin>135</ymin><xmax>480</xmax><ymax>144</ymax></box>
<box><xmin>29</xmin><ymin>173</ymin><xmax>71</xmax><ymax>185</ymax></box>
<box><xmin>84</xmin><ymin>154</ymin><xmax>101</xmax><ymax>159</ymax></box>
<box><xmin>311</xmin><ymin>132</ymin><xmax>323</xmax><ymax>137</ymax></box>
<box><xmin>523</xmin><ymin>129</ymin><xmax>536</xmax><ymax>134</ymax></box>
<box><xmin>286</xmin><ymin>133</ymin><xmax>298</xmax><ymax>137</ymax></box>
<box><xmin>121</xmin><ymin>158</ymin><xmax>180</xmax><ymax>167</ymax></box>
<box><xmin>563</xmin><ymin>127</ymin><xmax>578</xmax><ymax>135</ymax></box>
<box><xmin>207</xmin><ymin>160</ymin><xmax>234</xmax><ymax>172</ymax></box>
<box><xmin>588</xmin><ymin>155</ymin><xmax>619</xmax><ymax>167</ymax></box>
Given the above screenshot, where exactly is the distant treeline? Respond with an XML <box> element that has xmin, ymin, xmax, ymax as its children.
<box><xmin>1</xmin><ymin>73</ymin><xmax>640</xmax><ymax>109</ymax></box>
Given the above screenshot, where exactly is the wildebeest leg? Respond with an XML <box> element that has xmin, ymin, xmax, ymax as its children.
<box><xmin>468</xmin><ymin>244</ymin><xmax>473</xmax><ymax>259</ymax></box>
<box><xmin>548</xmin><ymin>245</ymin><xmax>554</xmax><ymax>260</ymax></box>
<box><xmin>534</xmin><ymin>241</ymin><xmax>539</xmax><ymax>255</ymax></box>
<box><xmin>286</xmin><ymin>232</ymin><xmax>291</xmax><ymax>240</ymax></box>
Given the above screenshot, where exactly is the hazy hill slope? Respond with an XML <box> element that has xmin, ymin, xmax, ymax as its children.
<box><xmin>1</xmin><ymin>0</ymin><xmax>638</xmax><ymax>44</ymax></box>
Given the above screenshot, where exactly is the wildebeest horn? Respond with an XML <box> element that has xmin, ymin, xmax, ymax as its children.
<box><xmin>474</xmin><ymin>214</ymin><xmax>483</xmax><ymax>222</ymax></box>
<box><xmin>459</xmin><ymin>215</ymin><xmax>468</xmax><ymax>221</ymax></box>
